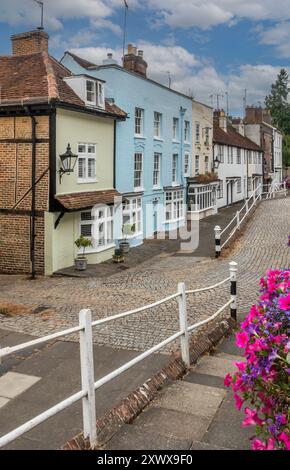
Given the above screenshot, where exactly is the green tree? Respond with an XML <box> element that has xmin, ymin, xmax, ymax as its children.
<box><xmin>282</xmin><ymin>134</ymin><xmax>290</xmax><ymax>167</ymax></box>
<box><xmin>265</xmin><ymin>69</ymin><xmax>290</xmax><ymax>134</ymax></box>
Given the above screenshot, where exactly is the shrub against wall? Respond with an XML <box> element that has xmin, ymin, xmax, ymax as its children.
<box><xmin>225</xmin><ymin>269</ymin><xmax>290</xmax><ymax>450</ymax></box>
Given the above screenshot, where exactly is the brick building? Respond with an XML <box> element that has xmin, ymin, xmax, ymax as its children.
<box><xmin>0</xmin><ymin>30</ymin><xmax>126</xmax><ymax>276</ymax></box>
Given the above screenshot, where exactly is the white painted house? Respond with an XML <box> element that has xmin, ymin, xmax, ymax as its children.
<box><xmin>213</xmin><ymin>110</ymin><xmax>263</xmax><ymax>209</ymax></box>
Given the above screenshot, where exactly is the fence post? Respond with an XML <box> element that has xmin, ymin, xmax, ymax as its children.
<box><xmin>284</xmin><ymin>181</ymin><xmax>287</xmax><ymax>197</ymax></box>
<box><xmin>214</xmin><ymin>225</ymin><xmax>221</xmax><ymax>258</ymax></box>
<box><xmin>245</xmin><ymin>199</ymin><xmax>249</xmax><ymax>213</ymax></box>
<box><xmin>79</xmin><ymin>309</ymin><xmax>97</xmax><ymax>449</ymax></box>
<box><xmin>178</xmin><ymin>283</ymin><xmax>190</xmax><ymax>368</ymax></box>
<box><xmin>229</xmin><ymin>262</ymin><xmax>238</xmax><ymax>321</ymax></box>
<box><xmin>236</xmin><ymin>211</ymin><xmax>240</xmax><ymax>230</ymax></box>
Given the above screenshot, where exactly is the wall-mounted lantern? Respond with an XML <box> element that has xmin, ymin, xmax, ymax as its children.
<box><xmin>59</xmin><ymin>144</ymin><xmax>78</xmax><ymax>183</ymax></box>
<box><xmin>213</xmin><ymin>156</ymin><xmax>221</xmax><ymax>170</ymax></box>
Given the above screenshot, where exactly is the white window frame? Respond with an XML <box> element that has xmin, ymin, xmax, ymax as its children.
<box><xmin>173</xmin><ymin>117</ymin><xmax>179</xmax><ymax>141</ymax></box>
<box><xmin>184</xmin><ymin>121</ymin><xmax>190</xmax><ymax>143</ymax></box>
<box><xmin>217</xmin><ymin>180</ymin><xmax>223</xmax><ymax>199</ymax></box>
<box><xmin>135</xmin><ymin>108</ymin><xmax>144</xmax><ymax>137</ymax></box>
<box><xmin>172</xmin><ymin>154</ymin><xmax>178</xmax><ymax>184</ymax></box>
<box><xmin>77</xmin><ymin>143</ymin><xmax>97</xmax><ymax>183</ymax></box>
<box><xmin>204</xmin><ymin>127</ymin><xmax>210</xmax><ymax>146</ymax></box>
<box><xmin>85</xmin><ymin>80</ymin><xmax>105</xmax><ymax>109</ymax></box>
<box><xmin>134</xmin><ymin>153</ymin><xmax>143</xmax><ymax>190</ymax></box>
<box><xmin>122</xmin><ymin>197</ymin><xmax>143</xmax><ymax>237</ymax></box>
<box><xmin>154</xmin><ymin>112</ymin><xmax>162</xmax><ymax>139</ymax></box>
<box><xmin>80</xmin><ymin>206</ymin><xmax>115</xmax><ymax>253</ymax></box>
<box><xmin>195</xmin><ymin>155</ymin><xmax>199</xmax><ymax>175</ymax></box>
<box><xmin>237</xmin><ymin>148</ymin><xmax>241</xmax><ymax>164</ymax></box>
<box><xmin>195</xmin><ymin>122</ymin><xmax>200</xmax><ymax>143</ymax></box>
<box><xmin>237</xmin><ymin>178</ymin><xmax>242</xmax><ymax>193</ymax></box>
<box><xmin>218</xmin><ymin>145</ymin><xmax>224</xmax><ymax>163</ymax></box>
<box><xmin>188</xmin><ymin>185</ymin><xmax>214</xmax><ymax>212</ymax></box>
<box><xmin>184</xmin><ymin>152</ymin><xmax>190</xmax><ymax>176</ymax></box>
<box><xmin>153</xmin><ymin>153</ymin><xmax>161</xmax><ymax>188</ymax></box>
<box><xmin>165</xmin><ymin>190</ymin><xmax>184</xmax><ymax>223</ymax></box>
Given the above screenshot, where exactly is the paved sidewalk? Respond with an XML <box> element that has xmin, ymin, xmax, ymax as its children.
<box><xmin>0</xmin><ymin>328</ymin><xmax>169</xmax><ymax>450</ymax></box>
<box><xmin>104</xmin><ymin>335</ymin><xmax>253</xmax><ymax>451</ymax></box>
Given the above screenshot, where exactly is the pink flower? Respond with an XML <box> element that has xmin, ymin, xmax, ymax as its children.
<box><xmin>279</xmin><ymin>432</ymin><xmax>290</xmax><ymax>450</ymax></box>
<box><xmin>242</xmin><ymin>408</ymin><xmax>263</xmax><ymax>427</ymax></box>
<box><xmin>279</xmin><ymin>294</ymin><xmax>290</xmax><ymax>311</ymax></box>
<box><xmin>224</xmin><ymin>373</ymin><xmax>232</xmax><ymax>387</ymax></box>
<box><xmin>234</xmin><ymin>393</ymin><xmax>243</xmax><ymax>410</ymax></box>
<box><xmin>236</xmin><ymin>332</ymin><xmax>249</xmax><ymax>349</ymax></box>
<box><xmin>252</xmin><ymin>438</ymin><xmax>276</xmax><ymax>451</ymax></box>
<box><xmin>235</xmin><ymin>361</ymin><xmax>247</xmax><ymax>372</ymax></box>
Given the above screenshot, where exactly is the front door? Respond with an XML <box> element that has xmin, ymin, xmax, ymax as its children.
<box><xmin>227</xmin><ymin>181</ymin><xmax>233</xmax><ymax>205</ymax></box>
<box><xmin>153</xmin><ymin>200</ymin><xmax>158</xmax><ymax>234</ymax></box>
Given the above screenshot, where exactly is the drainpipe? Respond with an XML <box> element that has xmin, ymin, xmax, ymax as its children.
<box><xmin>25</xmin><ymin>107</ymin><xmax>37</xmax><ymax>280</ymax></box>
<box><xmin>31</xmin><ymin>114</ymin><xmax>37</xmax><ymax>280</ymax></box>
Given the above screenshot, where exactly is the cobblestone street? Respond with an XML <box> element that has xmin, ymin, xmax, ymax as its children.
<box><xmin>0</xmin><ymin>198</ymin><xmax>289</xmax><ymax>352</ymax></box>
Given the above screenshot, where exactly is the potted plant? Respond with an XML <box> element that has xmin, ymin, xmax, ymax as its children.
<box><xmin>119</xmin><ymin>224</ymin><xmax>135</xmax><ymax>254</ymax></box>
<box><xmin>112</xmin><ymin>248</ymin><xmax>125</xmax><ymax>263</ymax></box>
<box><xmin>74</xmin><ymin>234</ymin><xmax>93</xmax><ymax>271</ymax></box>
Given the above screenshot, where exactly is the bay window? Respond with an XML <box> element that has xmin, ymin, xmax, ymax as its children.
<box><xmin>122</xmin><ymin>197</ymin><xmax>142</xmax><ymax>236</ymax></box>
<box><xmin>165</xmin><ymin>190</ymin><xmax>184</xmax><ymax>222</ymax></box>
<box><xmin>80</xmin><ymin>206</ymin><xmax>114</xmax><ymax>251</ymax></box>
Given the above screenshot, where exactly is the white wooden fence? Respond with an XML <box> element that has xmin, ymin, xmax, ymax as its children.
<box><xmin>0</xmin><ymin>261</ymin><xmax>238</xmax><ymax>449</ymax></box>
<box><xmin>214</xmin><ymin>182</ymin><xmax>287</xmax><ymax>256</ymax></box>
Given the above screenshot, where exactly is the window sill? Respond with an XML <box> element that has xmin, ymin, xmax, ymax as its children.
<box><xmin>134</xmin><ymin>187</ymin><xmax>144</xmax><ymax>193</ymax></box>
<box><xmin>79</xmin><ymin>243</ymin><xmax>115</xmax><ymax>255</ymax></box>
<box><xmin>172</xmin><ymin>182</ymin><xmax>180</xmax><ymax>187</ymax></box>
<box><xmin>154</xmin><ymin>137</ymin><xmax>164</xmax><ymax>142</ymax></box>
<box><xmin>172</xmin><ymin>139</ymin><xmax>180</xmax><ymax>144</ymax></box>
<box><xmin>163</xmin><ymin>217</ymin><xmax>185</xmax><ymax>224</ymax></box>
<box><xmin>123</xmin><ymin>231</ymin><xmax>143</xmax><ymax>240</ymax></box>
<box><xmin>135</xmin><ymin>135</ymin><xmax>146</xmax><ymax>140</ymax></box>
<box><xmin>188</xmin><ymin>206</ymin><xmax>214</xmax><ymax>214</ymax></box>
<box><xmin>153</xmin><ymin>186</ymin><xmax>162</xmax><ymax>190</ymax></box>
<box><xmin>77</xmin><ymin>179</ymin><xmax>98</xmax><ymax>184</ymax></box>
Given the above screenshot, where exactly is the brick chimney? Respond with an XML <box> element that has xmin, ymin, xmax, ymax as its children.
<box><xmin>123</xmin><ymin>44</ymin><xmax>148</xmax><ymax>77</ymax></box>
<box><xmin>214</xmin><ymin>109</ymin><xmax>227</xmax><ymax>132</ymax></box>
<box><xmin>11</xmin><ymin>30</ymin><xmax>49</xmax><ymax>56</ymax></box>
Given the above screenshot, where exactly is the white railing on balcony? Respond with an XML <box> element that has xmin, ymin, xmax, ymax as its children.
<box><xmin>0</xmin><ymin>262</ymin><xmax>238</xmax><ymax>449</ymax></box>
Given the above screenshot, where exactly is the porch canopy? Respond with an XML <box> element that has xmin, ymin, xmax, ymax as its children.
<box><xmin>55</xmin><ymin>190</ymin><xmax>121</xmax><ymax>212</ymax></box>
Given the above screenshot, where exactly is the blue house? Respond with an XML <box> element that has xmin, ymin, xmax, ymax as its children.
<box><xmin>61</xmin><ymin>45</ymin><xmax>193</xmax><ymax>247</ymax></box>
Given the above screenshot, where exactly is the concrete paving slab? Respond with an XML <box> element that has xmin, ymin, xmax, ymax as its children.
<box><xmin>216</xmin><ymin>337</ymin><xmax>243</xmax><ymax>357</ymax></box>
<box><xmin>0</xmin><ymin>372</ymin><xmax>40</xmax><ymax>399</ymax></box>
<box><xmin>184</xmin><ymin>372</ymin><xmax>225</xmax><ymax>389</ymax></box>
<box><xmin>190</xmin><ymin>441</ymin><xmax>230</xmax><ymax>450</ymax></box>
<box><xmin>106</xmin><ymin>425</ymin><xmax>192</xmax><ymax>450</ymax></box>
<box><xmin>193</xmin><ymin>356</ymin><xmax>238</xmax><ymax>378</ymax></box>
<box><xmin>154</xmin><ymin>381</ymin><xmax>226</xmax><ymax>420</ymax></box>
<box><xmin>0</xmin><ymin>397</ymin><xmax>10</xmax><ymax>409</ymax></box>
<box><xmin>132</xmin><ymin>407</ymin><xmax>210</xmax><ymax>442</ymax></box>
<box><xmin>216</xmin><ymin>353</ymin><xmax>245</xmax><ymax>362</ymax></box>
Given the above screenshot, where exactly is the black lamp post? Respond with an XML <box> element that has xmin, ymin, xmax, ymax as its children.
<box><xmin>59</xmin><ymin>144</ymin><xmax>78</xmax><ymax>182</ymax></box>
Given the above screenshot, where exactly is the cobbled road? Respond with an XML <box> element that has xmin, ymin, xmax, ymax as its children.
<box><xmin>0</xmin><ymin>198</ymin><xmax>289</xmax><ymax>352</ymax></box>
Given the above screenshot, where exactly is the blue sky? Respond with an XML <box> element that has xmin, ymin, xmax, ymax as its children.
<box><xmin>1</xmin><ymin>0</ymin><xmax>290</xmax><ymax>115</ymax></box>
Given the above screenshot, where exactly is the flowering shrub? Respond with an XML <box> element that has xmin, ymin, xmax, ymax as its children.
<box><xmin>225</xmin><ymin>269</ymin><xmax>290</xmax><ymax>450</ymax></box>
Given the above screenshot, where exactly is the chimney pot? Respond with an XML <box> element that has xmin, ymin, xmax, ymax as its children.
<box><xmin>138</xmin><ymin>50</ymin><xmax>144</xmax><ymax>58</ymax></box>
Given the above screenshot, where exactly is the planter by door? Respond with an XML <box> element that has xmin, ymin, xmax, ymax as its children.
<box><xmin>75</xmin><ymin>257</ymin><xmax>87</xmax><ymax>271</ymax></box>
<box><xmin>119</xmin><ymin>241</ymin><xmax>130</xmax><ymax>253</ymax></box>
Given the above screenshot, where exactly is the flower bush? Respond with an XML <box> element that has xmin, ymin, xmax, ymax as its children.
<box><xmin>225</xmin><ymin>269</ymin><xmax>290</xmax><ymax>450</ymax></box>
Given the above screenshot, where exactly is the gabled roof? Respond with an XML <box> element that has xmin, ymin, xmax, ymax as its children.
<box><xmin>0</xmin><ymin>52</ymin><xmax>126</xmax><ymax>119</ymax></box>
<box><xmin>64</xmin><ymin>51</ymin><xmax>97</xmax><ymax>70</ymax></box>
<box><xmin>213</xmin><ymin>124</ymin><xmax>263</xmax><ymax>152</ymax></box>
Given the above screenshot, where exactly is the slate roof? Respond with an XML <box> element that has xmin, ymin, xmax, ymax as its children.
<box><xmin>213</xmin><ymin>124</ymin><xmax>263</xmax><ymax>152</ymax></box>
<box><xmin>55</xmin><ymin>190</ymin><xmax>121</xmax><ymax>211</ymax></box>
<box><xmin>0</xmin><ymin>52</ymin><xmax>126</xmax><ymax>119</ymax></box>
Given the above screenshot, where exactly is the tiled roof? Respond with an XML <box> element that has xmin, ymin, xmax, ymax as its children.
<box><xmin>213</xmin><ymin>124</ymin><xmax>263</xmax><ymax>151</ymax></box>
<box><xmin>65</xmin><ymin>51</ymin><xmax>97</xmax><ymax>69</ymax></box>
<box><xmin>0</xmin><ymin>52</ymin><xmax>126</xmax><ymax>118</ymax></box>
<box><xmin>55</xmin><ymin>190</ymin><xmax>121</xmax><ymax>211</ymax></box>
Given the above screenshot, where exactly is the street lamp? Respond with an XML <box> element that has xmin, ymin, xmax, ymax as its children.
<box><xmin>213</xmin><ymin>156</ymin><xmax>221</xmax><ymax>170</ymax></box>
<box><xmin>59</xmin><ymin>144</ymin><xmax>78</xmax><ymax>183</ymax></box>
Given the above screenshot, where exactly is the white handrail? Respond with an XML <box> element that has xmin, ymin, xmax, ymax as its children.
<box><xmin>0</xmin><ymin>262</ymin><xmax>237</xmax><ymax>449</ymax></box>
<box><xmin>186</xmin><ymin>276</ymin><xmax>231</xmax><ymax>294</ymax></box>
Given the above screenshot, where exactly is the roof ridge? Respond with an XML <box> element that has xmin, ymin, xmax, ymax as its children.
<box><xmin>42</xmin><ymin>51</ymin><xmax>59</xmax><ymax>101</ymax></box>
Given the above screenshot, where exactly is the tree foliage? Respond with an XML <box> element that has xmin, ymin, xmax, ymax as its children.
<box><xmin>265</xmin><ymin>69</ymin><xmax>290</xmax><ymax>165</ymax></box>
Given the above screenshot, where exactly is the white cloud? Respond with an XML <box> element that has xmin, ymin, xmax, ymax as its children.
<box><xmin>146</xmin><ymin>0</ymin><xmax>290</xmax><ymax>30</ymax></box>
<box><xmin>70</xmin><ymin>42</ymin><xmax>283</xmax><ymax>115</ymax></box>
<box><xmin>0</xmin><ymin>0</ymin><xmax>135</xmax><ymax>31</ymax></box>
<box><xmin>258</xmin><ymin>22</ymin><xmax>290</xmax><ymax>58</ymax></box>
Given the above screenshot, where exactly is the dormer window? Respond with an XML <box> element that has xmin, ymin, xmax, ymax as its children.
<box><xmin>86</xmin><ymin>80</ymin><xmax>104</xmax><ymax>108</ymax></box>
